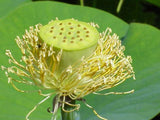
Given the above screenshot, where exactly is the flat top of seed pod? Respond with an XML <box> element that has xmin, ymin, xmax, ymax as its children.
<box><xmin>39</xmin><ymin>19</ymin><xmax>99</xmax><ymax>51</ymax></box>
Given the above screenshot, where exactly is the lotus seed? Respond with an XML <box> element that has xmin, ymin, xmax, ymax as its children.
<box><xmin>63</xmin><ymin>40</ymin><xmax>66</xmax><ymax>42</ymax></box>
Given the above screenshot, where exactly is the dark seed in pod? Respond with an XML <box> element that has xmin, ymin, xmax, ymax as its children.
<box><xmin>70</xmin><ymin>41</ymin><xmax>74</xmax><ymax>43</ymax></box>
<box><xmin>77</xmin><ymin>24</ymin><xmax>81</xmax><ymax>27</ymax></box>
<box><xmin>59</xmin><ymin>23</ymin><xmax>62</xmax><ymax>25</ymax></box>
<box><xmin>86</xmin><ymin>35</ymin><xmax>89</xmax><ymax>37</ymax></box>
<box><xmin>83</xmin><ymin>27</ymin><xmax>87</xmax><ymax>30</ymax></box>
<box><xmin>50</xmin><ymin>30</ymin><xmax>53</xmax><ymax>33</ymax></box>
<box><xmin>77</xmin><ymin>31</ymin><xmax>80</xmax><ymax>34</ymax></box>
<box><xmin>59</xmin><ymin>32</ymin><xmax>62</xmax><ymax>35</ymax></box>
<box><xmin>68</xmin><ymin>32</ymin><xmax>71</xmax><ymax>35</ymax></box>
<box><xmin>53</xmin><ymin>36</ymin><xmax>56</xmax><ymax>39</ymax></box>
<box><xmin>71</xmin><ymin>37</ymin><xmax>75</xmax><ymax>39</ymax></box>
<box><xmin>68</xmin><ymin>22</ymin><xmax>71</xmax><ymax>25</ymax></box>
<box><xmin>63</xmin><ymin>36</ymin><xmax>67</xmax><ymax>39</ymax></box>
<box><xmin>77</xmin><ymin>35</ymin><xmax>80</xmax><ymax>38</ymax></box>
<box><xmin>86</xmin><ymin>31</ymin><xmax>89</xmax><ymax>33</ymax></box>
<box><xmin>61</xmin><ymin>28</ymin><xmax>64</xmax><ymax>30</ymax></box>
<box><xmin>80</xmin><ymin>38</ymin><xmax>83</xmax><ymax>41</ymax></box>
<box><xmin>51</xmin><ymin>26</ymin><xmax>54</xmax><ymax>29</ymax></box>
<box><xmin>70</xmin><ymin>27</ymin><xmax>73</xmax><ymax>30</ymax></box>
<box><xmin>62</xmin><ymin>40</ymin><xmax>66</xmax><ymax>42</ymax></box>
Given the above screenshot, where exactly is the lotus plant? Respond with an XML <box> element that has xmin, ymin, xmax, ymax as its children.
<box><xmin>1</xmin><ymin>18</ymin><xmax>135</xmax><ymax>120</ymax></box>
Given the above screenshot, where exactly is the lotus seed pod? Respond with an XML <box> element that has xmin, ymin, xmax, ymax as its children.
<box><xmin>39</xmin><ymin>19</ymin><xmax>100</xmax><ymax>74</ymax></box>
<box><xmin>39</xmin><ymin>19</ymin><xmax>99</xmax><ymax>50</ymax></box>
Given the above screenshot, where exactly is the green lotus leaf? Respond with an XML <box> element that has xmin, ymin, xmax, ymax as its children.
<box><xmin>0</xmin><ymin>1</ymin><xmax>159</xmax><ymax>120</ymax></box>
<box><xmin>0</xmin><ymin>0</ymin><xmax>31</xmax><ymax>18</ymax></box>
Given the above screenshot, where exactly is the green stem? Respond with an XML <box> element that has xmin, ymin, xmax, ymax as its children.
<box><xmin>80</xmin><ymin>0</ymin><xmax>84</xmax><ymax>6</ymax></box>
<box><xmin>116</xmin><ymin>0</ymin><xmax>124</xmax><ymax>13</ymax></box>
<box><xmin>61</xmin><ymin>97</ymin><xmax>80</xmax><ymax>120</ymax></box>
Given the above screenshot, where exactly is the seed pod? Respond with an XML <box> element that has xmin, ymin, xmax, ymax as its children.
<box><xmin>39</xmin><ymin>19</ymin><xmax>100</xmax><ymax>74</ymax></box>
<box><xmin>39</xmin><ymin>19</ymin><xmax>99</xmax><ymax>50</ymax></box>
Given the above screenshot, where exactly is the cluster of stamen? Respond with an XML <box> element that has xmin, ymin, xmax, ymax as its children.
<box><xmin>59</xmin><ymin>28</ymin><xmax>135</xmax><ymax>99</ymax></box>
<box><xmin>1</xmin><ymin>24</ymin><xmax>63</xmax><ymax>92</ymax></box>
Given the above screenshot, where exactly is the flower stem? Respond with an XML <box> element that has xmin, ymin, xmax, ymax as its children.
<box><xmin>61</xmin><ymin>97</ymin><xmax>80</xmax><ymax>120</ymax></box>
<box><xmin>80</xmin><ymin>0</ymin><xmax>84</xmax><ymax>6</ymax></box>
